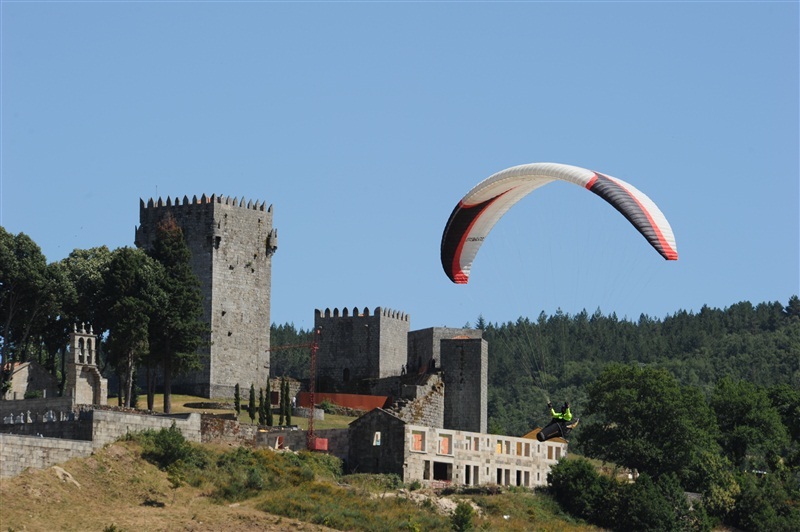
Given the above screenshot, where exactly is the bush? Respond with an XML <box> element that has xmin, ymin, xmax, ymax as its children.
<box><xmin>319</xmin><ymin>399</ymin><xmax>336</xmax><ymax>414</ymax></box>
<box><xmin>138</xmin><ymin>424</ymin><xmax>199</xmax><ymax>470</ymax></box>
<box><xmin>451</xmin><ymin>501</ymin><xmax>475</xmax><ymax>531</ymax></box>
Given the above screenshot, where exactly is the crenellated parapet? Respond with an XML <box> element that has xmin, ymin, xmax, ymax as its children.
<box><xmin>315</xmin><ymin>307</ymin><xmax>410</xmax><ymax>322</ymax></box>
<box><xmin>139</xmin><ymin>194</ymin><xmax>272</xmax><ymax>213</ymax></box>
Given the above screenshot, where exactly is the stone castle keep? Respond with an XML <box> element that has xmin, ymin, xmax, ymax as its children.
<box><xmin>135</xmin><ymin>194</ymin><xmax>277</xmax><ymax>398</ymax></box>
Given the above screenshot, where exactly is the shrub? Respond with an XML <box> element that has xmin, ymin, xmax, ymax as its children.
<box><xmin>451</xmin><ymin>501</ymin><xmax>475</xmax><ymax>531</ymax></box>
<box><xmin>138</xmin><ymin>424</ymin><xmax>199</xmax><ymax>470</ymax></box>
<box><xmin>319</xmin><ymin>399</ymin><xmax>336</xmax><ymax>414</ymax></box>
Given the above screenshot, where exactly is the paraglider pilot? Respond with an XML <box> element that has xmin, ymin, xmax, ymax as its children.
<box><xmin>537</xmin><ymin>401</ymin><xmax>579</xmax><ymax>442</ymax></box>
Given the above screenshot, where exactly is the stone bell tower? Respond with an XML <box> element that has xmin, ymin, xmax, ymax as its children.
<box><xmin>65</xmin><ymin>323</ymin><xmax>107</xmax><ymax>406</ymax></box>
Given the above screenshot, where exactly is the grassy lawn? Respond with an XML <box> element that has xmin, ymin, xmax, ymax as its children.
<box><xmin>123</xmin><ymin>393</ymin><xmax>355</xmax><ymax>430</ymax></box>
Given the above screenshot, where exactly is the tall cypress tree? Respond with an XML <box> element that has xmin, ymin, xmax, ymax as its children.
<box><xmin>234</xmin><ymin>383</ymin><xmax>241</xmax><ymax>419</ymax></box>
<box><xmin>146</xmin><ymin>215</ymin><xmax>207</xmax><ymax>414</ymax></box>
<box><xmin>285</xmin><ymin>378</ymin><xmax>292</xmax><ymax>426</ymax></box>
<box><xmin>278</xmin><ymin>376</ymin><xmax>285</xmax><ymax>426</ymax></box>
<box><xmin>248</xmin><ymin>383</ymin><xmax>256</xmax><ymax>425</ymax></box>
<box><xmin>266</xmin><ymin>377</ymin><xmax>273</xmax><ymax>426</ymax></box>
<box><xmin>258</xmin><ymin>388</ymin><xmax>266</xmax><ymax>426</ymax></box>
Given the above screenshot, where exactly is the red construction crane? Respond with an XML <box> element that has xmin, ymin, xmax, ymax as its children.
<box><xmin>266</xmin><ymin>327</ymin><xmax>326</xmax><ymax>451</ymax></box>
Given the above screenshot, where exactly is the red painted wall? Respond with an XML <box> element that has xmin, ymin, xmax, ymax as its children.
<box><xmin>297</xmin><ymin>392</ymin><xmax>390</xmax><ymax>411</ymax></box>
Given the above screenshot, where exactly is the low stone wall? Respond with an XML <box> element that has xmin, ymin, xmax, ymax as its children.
<box><xmin>0</xmin><ymin>410</ymin><xmax>204</xmax><ymax>479</ymax></box>
<box><xmin>0</xmin><ymin>434</ymin><xmax>94</xmax><ymax>479</ymax></box>
<box><xmin>90</xmin><ymin>410</ymin><xmax>202</xmax><ymax>447</ymax></box>
<box><xmin>0</xmin><ymin>418</ymin><xmax>92</xmax><ymax>441</ymax></box>
<box><xmin>255</xmin><ymin>428</ymin><xmax>349</xmax><ymax>462</ymax></box>
<box><xmin>0</xmin><ymin>396</ymin><xmax>75</xmax><ymax>421</ymax></box>
<box><xmin>201</xmin><ymin>416</ymin><xmax>259</xmax><ymax>444</ymax></box>
<box><xmin>293</xmin><ymin>406</ymin><xmax>325</xmax><ymax>420</ymax></box>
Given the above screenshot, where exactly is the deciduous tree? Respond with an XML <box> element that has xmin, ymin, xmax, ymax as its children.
<box><xmin>579</xmin><ymin>364</ymin><xmax>719</xmax><ymax>488</ymax></box>
<box><xmin>101</xmin><ymin>247</ymin><xmax>166</xmax><ymax>407</ymax></box>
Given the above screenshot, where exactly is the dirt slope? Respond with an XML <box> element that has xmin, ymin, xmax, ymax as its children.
<box><xmin>0</xmin><ymin>442</ymin><xmax>333</xmax><ymax>532</ymax></box>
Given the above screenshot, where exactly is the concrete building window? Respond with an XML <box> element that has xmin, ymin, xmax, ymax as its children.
<box><xmin>496</xmin><ymin>440</ymin><xmax>502</xmax><ymax>454</ymax></box>
<box><xmin>433</xmin><ymin>461</ymin><xmax>452</xmax><ymax>482</ymax></box>
<box><xmin>555</xmin><ymin>447</ymin><xmax>561</xmax><ymax>460</ymax></box>
<box><xmin>524</xmin><ymin>471</ymin><xmax>530</xmax><ymax>487</ymax></box>
<box><xmin>411</xmin><ymin>430</ymin><xmax>425</xmax><ymax>452</ymax></box>
<box><xmin>547</xmin><ymin>445</ymin><xmax>553</xmax><ymax>460</ymax></box>
<box><xmin>516</xmin><ymin>470</ymin><xmax>522</xmax><ymax>486</ymax></box>
<box><xmin>505</xmin><ymin>440</ymin><xmax>511</xmax><ymax>455</ymax></box>
<box><xmin>524</xmin><ymin>442</ymin><xmax>530</xmax><ymax>457</ymax></box>
<box><xmin>373</xmin><ymin>431</ymin><xmax>381</xmax><ymax>446</ymax></box>
<box><xmin>465</xmin><ymin>436</ymin><xmax>472</xmax><ymax>451</ymax></box>
<box><xmin>438</xmin><ymin>434</ymin><xmax>452</xmax><ymax>455</ymax></box>
<box><xmin>423</xmin><ymin>460</ymin><xmax>431</xmax><ymax>480</ymax></box>
<box><xmin>516</xmin><ymin>441</ymin><xmax>522</xmax><ymax>456</ymax></box>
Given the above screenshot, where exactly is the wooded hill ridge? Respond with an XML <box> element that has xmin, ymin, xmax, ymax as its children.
<box><xmin>272</xmin><ymin>295</ymin><xmax>799</xmax><ymax>438</ymax></box>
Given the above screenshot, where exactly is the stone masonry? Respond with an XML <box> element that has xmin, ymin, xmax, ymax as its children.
<box><xmin>407</xmin><ymin>327</ymin><xmax>482</xmax><ymax>374</ymax></box>
<box><xmin>135</xmin><ymin>194</ymin><xmax>277</xmax><ymax>398</ymax></box>
<box><xmin>0</xmin><ymin>409</ymin><xmax>201</xmax><ymax>479</ymax></box>
<box><xmin>314</xmin><ymin>307</ymin><xmax>409</xmax><ymax>392</ymax></box>
<box><xmin>441</xmin><ymin>337</ymin><xmax>488</xmax><ymax>434</ymax></box>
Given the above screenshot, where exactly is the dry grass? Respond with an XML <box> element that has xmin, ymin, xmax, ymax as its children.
<box><xmin>0</xmin><ymin>437</ymin><xmax>600</xmax><ymax>532</ymax></box>
<box><xmin>0</xmin><ymin>441</ymin><xmax>334</xmax><ymax>532</ymax></box>
<box><xmin>130</xmin><ymin>394</ymin><xmax>354</xmax><ymax>430</ymax></box>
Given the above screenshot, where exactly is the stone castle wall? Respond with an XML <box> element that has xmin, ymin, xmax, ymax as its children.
<box><xmin>0</xmin><ymin>409</ymin><xmax>202</xmax><ymax>478</ymax></box>
<box><xmin>135</xmin><ymin>194</ymin><xmax>276</xmax><ymax>398</ymax></box>
<box><xmin>0</xmin><ymin>434</ymin><xmax>95</xmax><ymax>479</ymax></box>
<box><xmin>314</xmin><ymin>307</ymin><xmax>410</xmax><ymax>391</ymax></box>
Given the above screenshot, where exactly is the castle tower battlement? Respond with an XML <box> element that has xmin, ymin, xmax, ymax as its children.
<box><xmin>135</xmin><ymin>194</ymin><xmax>276</xmax><ymax>398</ymax></box>
<box><xmin>315</xmin><ymin>306</ymin><xmax>409</xmax><ymax>321</ymax></box>
<box><xmin>314</xmin><ymin>306</ymin><xmax>410</xmax><ymax>391</ymax></box>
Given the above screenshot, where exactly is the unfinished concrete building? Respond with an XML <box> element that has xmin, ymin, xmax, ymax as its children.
<box><xmin>348</xmin><ymin>408</ymin><xmax>567</xmax><ymax>488</ymax></box>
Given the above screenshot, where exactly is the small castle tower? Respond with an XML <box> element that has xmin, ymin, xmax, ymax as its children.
<box><xmin>441</xmin><ymin>336</ymin><xmax>488</xmax><ymax>433</ymax></box>
<box><xmin>65</xmin><ymin>323</ymin><xmax>108</xmax><ymax>405</ymax></box>
<box><xmin>314</xmin><ymin>307</ymin><xmax>409</xmax><ymax>392</ymax></box>
<box><xmin>407</xmin><ymin>327</ymin><xmax>486</xmax><ymax>432</ymax></box>
<box><xmin>135</xmin><ymin>194</ymin><xmax>277</xmax><ymax>398</ymax></box>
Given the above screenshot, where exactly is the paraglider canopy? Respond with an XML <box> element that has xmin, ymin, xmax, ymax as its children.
<box><xmin>440</xmin><ymin>162</ymin><xmax>678</xmax><ymax>284</ymax></box>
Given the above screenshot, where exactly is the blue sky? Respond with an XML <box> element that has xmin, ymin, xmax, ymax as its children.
<box><xmin>2</xmin><ymin>2</ymin><xmax>798</xmax><ymax>331</ymax></box>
